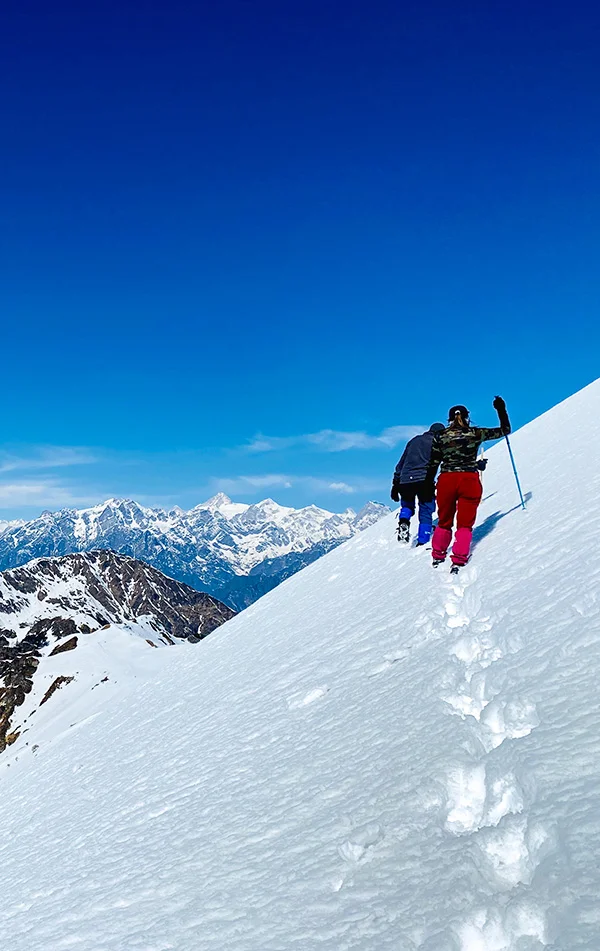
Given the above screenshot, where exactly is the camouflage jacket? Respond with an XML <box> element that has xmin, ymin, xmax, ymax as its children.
<box><xmin>428</xmin><ymin>425</ymin><xmax>507</xmax><ymax>475</ymax></box>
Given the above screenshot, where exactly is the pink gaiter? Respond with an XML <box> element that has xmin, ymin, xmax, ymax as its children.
<box><xmin>432</xmin><ymin>526</ymin><xmax>452</xmax><ymax>561</ymax></box>
<box><xmin>451</xmin><ymin>527</ymin><xmax>472</xmax><ymax>566</ymax></box>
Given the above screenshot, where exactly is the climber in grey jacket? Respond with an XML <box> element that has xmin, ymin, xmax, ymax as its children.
<box><xmin>391</xmin><ymin>423</ymin><xmax>446</xmax><ymax>545</ymax></box>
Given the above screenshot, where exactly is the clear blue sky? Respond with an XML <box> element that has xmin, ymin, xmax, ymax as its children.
<box><xmin>1</xmin><ymin>0</ymin><xmax>598</xmax><ymax>517</ymax></box>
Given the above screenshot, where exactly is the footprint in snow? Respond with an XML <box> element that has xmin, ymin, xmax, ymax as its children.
<box><xmin>443</xmin><ymin>763</ymin><xmax>555</xmax><ymax>890</ymax></box>
<box><xmin>478</xmin><ymin>814</ymin><xmax>555</xmax><ymax>889</ymax></box>
<box><xmin>443</xmin><ymin>575</ymin><xmax>482</xmax><ymax>630</ymax></box>
<box><xmin>287</xmin><ymin>686</ymin><xmax>329</xmax><ymax>710</ymax></box>
<box><xmin>442</xmin><ymin>662</ymin><xmax>539</xmax><ymax>751</ymax></box>
<box><xmin>479</xmin><ymin>695</ymin><xmax>540</xmax><ymax>752</ymax></box>
<box><xmin>367</xmin><ymin>650</ymin><xmax>409</xmax><ymax>677</ymax></box>
<box><xmin>456</xmin><ymin>902</ymin><xmax>548</xmax><ymax>950</ymax></box>
<box><xmin>442</xmin><ymin>668</ymin><xmax>492</xmax><ymax>722</ymax></box>
<box><xmin>338</xmin><ymin>822</ymin><xmax>383</xmax><ymax>863</ymax></box>
<box><xmin>444</xmin><ymin>765</ymin><xmax>525</xmax><ymax>836</ymax></box>
<box><xmin>451</xmin><ymin>631</ymin><xmax>502</xmax><ymax>669</ymax></box>
<box><xmin>445</xmin><ymin>764</ymin><xmax>487</xmax><ymax>835</ymax></box>
<box><xmin>332</xmin><ymin>822</ymin><xmax>384</xmax><ymax>891</ymax></box>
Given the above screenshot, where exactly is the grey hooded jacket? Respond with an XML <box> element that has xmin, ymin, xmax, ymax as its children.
<box><xmin>393</xmin><ymin>424</ymin><xmax>446</xmax><ymax>485</ymax></box>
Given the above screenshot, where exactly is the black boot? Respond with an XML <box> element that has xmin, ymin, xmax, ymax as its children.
<box><xmin>397</xmin><ymin>519</ymin><xmax>410</xmax><ymax>544</ymax></box>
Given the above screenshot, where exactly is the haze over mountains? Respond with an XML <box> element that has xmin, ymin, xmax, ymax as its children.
<box><xmin>0</xmin><ymin>494</ymin><xmax>388</xmax><ymax>609</ymax></box>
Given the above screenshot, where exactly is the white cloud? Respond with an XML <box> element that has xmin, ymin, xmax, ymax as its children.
<box><xmin>239</xmin><ymin>475</ymin><xmax>294</xmax><ymax>489</ymax></box>
<box><xmin>211</xmin><ymin>474</ymin><xmax>294</xmax><ymax>494</ymax></box>
<box><xmin>0</xmin><ymin>480</ymin><xmax>97</xmax><ymax>510</ymax></box>
<box><xmin>328</xmin><ymin>482</ymin><xmax>356</xmax><ymax>494</ymax></box>
<box><xmin>0</xmin><ymin>446</ymin><xmax>98</xmax><ymax>474</ymax></box>
<box><xmin>244</xmin><ymin>425</ymin><xmax>424</xmax><ymax>454</ymax></box>
<box><xmin>244</xmin><ymin>436</ymin><xmax>297</xmax><ymax>453</ymax></box>
<box><xmin>0</xmin><ymin>447</ymin><xmax>102</xmax><ymax>512</ymax></box>
<box><xmin>209</xmin><ymin>474</ymin><xmax>385</xmax><ymax>498</ymax></box>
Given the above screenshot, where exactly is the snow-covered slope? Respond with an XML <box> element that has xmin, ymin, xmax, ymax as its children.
<box><xmin>0</xmin><ymin>495</ymin><xmax>388</xmax><ymax>610</ymax></box>
<box><xmin>0</xmin><ymin>551</ymin><xmax>235</xmax><ymax>750</ymax></box>
<box><xmin>2</xmin><ymin>380</ymin><xmax>600</xmax><ymax>950</ymax></box>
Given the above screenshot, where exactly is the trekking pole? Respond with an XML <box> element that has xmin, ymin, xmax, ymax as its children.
<box><xmin>504</xmin><ymin>434</ymin><xmax>526</xmax><ymax>509</ymax></box>
<box><xmin>478</xmin><ymin>441</ymin><xmax>486</xmax><ymax>494</ymax></box>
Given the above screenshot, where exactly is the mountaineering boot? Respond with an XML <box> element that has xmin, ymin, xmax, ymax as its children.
<box><xmin>432</xmin><ymin>558</ymin><xmax>445</xmax><ymax>568</ymax></box>
<box><xmin>450</xmin><ymin>555</ymin><xmax>471</xmax><ymax>574</ymax></box>
<box><xmin>397</xmin><ymin>520</ymin><xmax>410</xmax><ymax>544</ymax></box>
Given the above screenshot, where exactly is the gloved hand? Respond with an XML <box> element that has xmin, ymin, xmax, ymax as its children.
<box><xmin>423</xmin><ymin>479</ymin><xmax>436</xmax><ymax>498</ymax></box>
<box><xmin>391</xmin><ymin>483</ymin><xmax>400</xmax><ymax>502</ymax></box>
<box><xmin>493</xmin><ymin>394</ymin><xmax>510</xmax><ymax>434</ymax></box>
<box><xmin>476</xmin><ymin>458</ymin><xmax>488</xmax><ymax>471</ymax></box>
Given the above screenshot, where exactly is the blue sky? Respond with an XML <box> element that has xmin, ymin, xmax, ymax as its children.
<box><xmin>1</xmin><ymin>0</ymin><xmax>599</xmax><ymax>517</ymax></box>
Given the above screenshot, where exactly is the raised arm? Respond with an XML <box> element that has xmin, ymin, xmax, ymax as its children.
<box><xmin>479</xmin><ymin>395</ymin><xmax>511</xmax><ymax>440</ymax></box>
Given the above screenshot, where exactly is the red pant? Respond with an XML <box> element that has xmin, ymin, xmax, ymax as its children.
<box><xmin>432</xmin><ymin>472</ymin><xmax>482</xmax><ymax>565</ymax></box>
<box><xmin>436</xmin><ymin>471</ymin><xmax>482</xmax><ymax>531</ymax></box>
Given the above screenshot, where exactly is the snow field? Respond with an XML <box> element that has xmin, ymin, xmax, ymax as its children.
<box><xmin>0</xmin><ymin>380</ymin><xmax>599</xmax><ymax>949</ymax></box>
<box><xmin>4</xmin><ymin>620</ymin><xmax>170</xmax><ymax>757</ymax></box>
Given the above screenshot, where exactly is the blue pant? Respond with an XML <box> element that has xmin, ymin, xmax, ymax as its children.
<box><xmin>398</xmin><ymin>481</ymin><xmax>436</xmax><ymax>544</ymax></box>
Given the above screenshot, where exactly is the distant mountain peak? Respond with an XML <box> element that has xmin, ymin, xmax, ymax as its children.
<box><xmin>0</xmin><ymin>496</ymin><xmax>390</xmax><ymax>610</ymax></box>
<box><xmin>192</xmin><ymin>493</ymin><xmax>250</xmax><ymax>519</ymax></box>
<box><xmin>201</xmin><ymin>492</ymin><xmax>233</xmax><ymax>508</ymax></box>
<box><xmin>247</xmin><ymin>498</ymin><xmax>290</xmax><ymax>513</ymax></box>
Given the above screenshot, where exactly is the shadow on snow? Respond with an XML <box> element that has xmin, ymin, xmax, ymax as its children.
<box><xmin>471</xmin><ymin>491</ymin><xmax>533</xmax><ymax>550</ymax></box>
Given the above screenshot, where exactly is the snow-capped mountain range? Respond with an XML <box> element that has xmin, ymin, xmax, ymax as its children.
<box><xmin>0</xmin><ymin>495</ymin><xmax>388</xmax><ymax>610</ymax></box>
<box><xmin>0</xmin><ymin>550</ymin><xmax>235</xmax><ymax>751</ymax></box>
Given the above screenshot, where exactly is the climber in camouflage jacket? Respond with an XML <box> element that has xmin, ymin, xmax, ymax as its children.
<box><xmin>427</xmin><ymin>415</ymin><xmax>510</xmax><ymax>477</ymax></box>
<box><xmin>429</xmin><ymin>397</ymin><xmax>511</xmax><ymax>568</ymax></box>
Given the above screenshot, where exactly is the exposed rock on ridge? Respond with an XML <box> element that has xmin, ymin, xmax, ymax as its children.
<box><xmin>0</xmin><ymin>550</ymin><xmax>235</xmax><ymax>750</ymax></box>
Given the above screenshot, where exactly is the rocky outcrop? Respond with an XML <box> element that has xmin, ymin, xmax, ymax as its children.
<box><xmin>40</xmin><ymin>676</ymin><xmax>75</xmax><ymax>706</ymax></box>
<box><xmin>0</xmin><ymin>551</ymin><xmax>236</xmax><ymax>750</ymax></box>
<box><xmin>0</xmin><ymin>635</ymin><xmax>42</xmax><ymax>751</ymax></box>
<box><xmin>0</xmin><ymin>551</ymin><xmax>236</xmax><ymax>643</ymax></box>
<box><xmin>49</xmin><ymin>637</ymin><xmax>78</xmax><ymax>656</ymax></box>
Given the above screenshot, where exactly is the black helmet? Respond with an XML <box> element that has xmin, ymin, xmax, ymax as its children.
<box><xmin>429</xmin><ymin>422</ymin><xmax>445</xmax><ymax>433</ymax></box>
<box><xmin>448</xmin><ymin>404</ymin><xmax>469</xmax><ymax>421</ymax></box>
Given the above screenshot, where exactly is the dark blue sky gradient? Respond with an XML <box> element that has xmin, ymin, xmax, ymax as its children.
<box><xmin>1</xmin><ymin>0</ymin><xmax>599</xmax><ymax>513</ymax></box>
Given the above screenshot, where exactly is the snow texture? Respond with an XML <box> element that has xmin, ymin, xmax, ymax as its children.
<box><xmin>1</xmin><ymin>379</ymin><xmax>600</xmax><ymax>950</ymax></box>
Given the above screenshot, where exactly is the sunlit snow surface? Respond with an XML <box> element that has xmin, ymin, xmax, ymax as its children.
<box><xmin>2</xmin><ymin>381</ymin><xmax>600</xmax><ymax>950</ymax></box>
